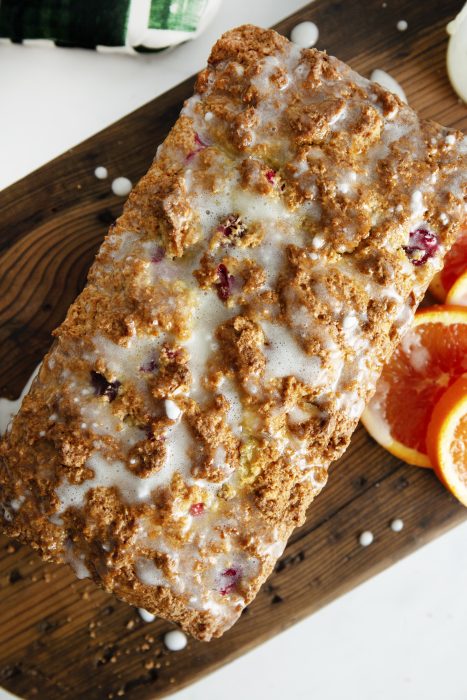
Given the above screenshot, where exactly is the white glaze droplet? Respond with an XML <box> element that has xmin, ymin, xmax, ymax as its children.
<box><xmin>290</xmin><ymin>21</ymin><xmax>319</xmax><ymax>48</ymax></box>
<box><xmin>370</xmin><ymin>69</ymin><xmax>407</xmax><ymax>103</ymax></box>
<box><xmin>390</xmin><ymin>518</ymin><xmax>404</xmax><ymax>532</ymax></box>
<box><xmin>138</xmin><ymin>608</ymin><xmax>156</xmax><ymax>623</ymax></box>
<box><xmin>410</xmin><ymin>189</ymin><xmax>427</xmax><ymax>220</ymax></box>
<box><xmin>94</xmin><ymin>166</ymin><xmax>108</xmax><ymax>179</ymax></box>
<box><xmin>396</xmin><ymin>20</ymin><xmax>408</xmax><ymax>31</ymax></box>
<box><xmin>111</xmin><ymin>177</ymin><xmax>132</xmax><ymax>197</ymax></box>
<box><xmin>66</xmin><ymin>542</ymin><xmax>90</xmax><ymax>579</ymax></box>
<box><xmin>163</xmin><ymin>629</ymin><xmax>187</xmax><ymax>651</ymax></box>
<box><xmin>312</xmin><ymin>235</ymin><xmax>325</xmax><ymax>249</ymax></box>
<box><xmin>359</xmin><ymin>530</ymin><xmax>374</xmax><ymax>547</ymax></box>
<box><xmin>342</xmin><ymin>314</ymin><xmax>358</xmax><ymax>330</ymax></box>
<box><xmin>440</xmin><ymin>212</ymin><xmax>449</xmax><ymax>225</ymax></box>
<box><xmin>164</xmin><ymin>399</ymin><xmax>182</xmax><ymax>420</ymax></box>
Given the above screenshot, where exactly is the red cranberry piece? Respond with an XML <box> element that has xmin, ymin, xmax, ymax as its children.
<box><xmin>151</xmin><ymin>247</ymin><xmax>165</xmax><ymax>263</ymax></box>
<box><xmin>218</xmin><ymin>214</ymin><xmax>246</xmax><ymax>242</ymax></box>
<box><xmin>265</xmin><ymin>169</ymin><xmax>276</xmax><ymax>184</ymax></box>
<box><xmin>140</xmin><ymin>358</ymin><xmax>158</xmax><ymax>373</ymax></box>
<box><xmin>403</xmin><ymin>228</ymin><xmax>438</xmax><ymax>266</ymax></box>
<box><xmin>165</xmin><ymin>347</ymin><xmax>181</xmax><ymax>362</ymax></box>
<box><xmin>219</xmin><ymin>567</ymin><xmax>241</xmax><ymax>595</ymax></box>
<box><xmin>216</xmin><ymin>264</ymin><xmax>234</xmax><ymax>301</ymax></box>
<box><xmin>186</xmin><ymin>133</ymin><xmax>208</xmax><ymax>161</ymax></box>
<box><xmin>90</xmin><ymin>371</ymin><xmax>121</xmax><ymax>402</ymax></box>
<box><xmin>194</xmin><ymin>133</ymin><xmax>208</xmax><ymax>148</ymax></box>
<box><xmin>189</xmin><ymin>502</ymin><xmax>205</xmax><ymax>516</ymax></box>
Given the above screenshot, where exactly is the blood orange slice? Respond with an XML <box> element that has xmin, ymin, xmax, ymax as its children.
<box><xmin>426</xmin><ymin>374</ymin><xmax>467</xmax><ymax>506</ymax></box>
<box><xmin>361</xmin><ymin>306</ymin><xmax>467</xmax><ymax>467</ymax></box>
<box><xmin>429</xmin><ymin>228</ymin><xmax>467</xmax><ymax>301</ymax></box>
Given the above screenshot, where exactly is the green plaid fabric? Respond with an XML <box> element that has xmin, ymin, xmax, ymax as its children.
<box><xmin>149</xmin><ymin>0</ymin><xmax>206</xmax><ymax>32</ymax></box>
<box><xmin>0</xmin><ymin>0</ymin><xmax>209</xmax><ymax>51</ymax></box>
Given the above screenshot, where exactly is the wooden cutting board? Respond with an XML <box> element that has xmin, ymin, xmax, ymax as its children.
<box><xmin>1</xmin><ymin>0</ymin><xmax>466</xmax><ymax>698</ymax></box>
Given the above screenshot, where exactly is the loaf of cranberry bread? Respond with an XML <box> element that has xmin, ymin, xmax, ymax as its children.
<box><xmin>1</xmin><ymin>25</ymin><xmax>466</xmax><ymax>640</ymax></box>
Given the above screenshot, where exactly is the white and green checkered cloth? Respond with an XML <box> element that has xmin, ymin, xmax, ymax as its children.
<box><xmin>0</xmin><ymin>0</ymin><xmax>220</xmax><ymax>53</ymax></box>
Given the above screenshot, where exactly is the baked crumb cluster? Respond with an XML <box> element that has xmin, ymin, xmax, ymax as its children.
<box><xmin>1</xmin><ymin>26</ymin><xmax>466</xmax><ymax>640</ymax></box>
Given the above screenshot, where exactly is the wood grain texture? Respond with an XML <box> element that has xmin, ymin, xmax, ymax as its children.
<box><xmin>1</xmin><ymin>0</ymin><xmax>466</xmax><ymax>698</ymax></box>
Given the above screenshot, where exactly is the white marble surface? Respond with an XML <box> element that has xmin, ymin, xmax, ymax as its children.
<box><xmin>1</xmin><ymin>1</ymin><xmax>467</xmax><ymax>698</ymax></box>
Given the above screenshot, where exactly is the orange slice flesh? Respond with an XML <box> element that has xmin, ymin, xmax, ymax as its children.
<box><xmin>426</xmin><ymin>375</ymin><xmax>467</xmax><ymax>506</ymax></box>
<box><xmin>429</xmin><ymin>228</ymin><xmax>467</xmax><ymax>302</ymax></box>
<box><xmin>361</xmin><ymin>306</ymin><xmax>467</xmax><ymax>467</ymax></box>
<box><xmin>446</xmin><ymin>269</ymin><xmax>467</xmax><ymax>307</ymax></box>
